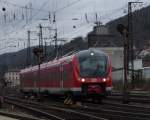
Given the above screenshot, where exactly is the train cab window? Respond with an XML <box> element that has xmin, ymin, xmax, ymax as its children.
<box><xmin>78</xmin><ymin>53</ymin><xmax>108</xmax><ymax>77</ymax></box>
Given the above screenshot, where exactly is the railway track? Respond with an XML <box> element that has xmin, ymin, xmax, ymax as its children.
<box><xmin>107</xmin><ymin>92</ymin><xmax>150</xmax><ymax>104</ymax></box>
<box><xmin>81</xmin><ymin>100</ymin><xmax>150</xmax><ymax>120</ymax></box>
<box><xmin>4</xmin><ymin>97</ymin><xmax>106</xmax><ymax>120</ymax></box>
<box><xmin>4</xmin><ymin>96</ymin><xmax>150</xmax><ymax>120</ymax></box>
<box><xmin>0</xmin><ymin>110</ymin><xmax>39</xmax><ymax>120</ymax></box>
<box><xmin>111</xmin><ymin>91</ymin><xmax>150</xmax><ymax>98</ymax></box>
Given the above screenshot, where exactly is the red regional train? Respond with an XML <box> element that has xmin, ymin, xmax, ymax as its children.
<box><xmin>20</xmin><ymin>49</ymin><xmax>112</xmax><ymax>101</ymax></box>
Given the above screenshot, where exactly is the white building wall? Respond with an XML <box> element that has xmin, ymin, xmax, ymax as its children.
<box><xmin>96</xmin><ymin>47</ymin><xmax>124</xmax><ymax>81</ymax></box>
<box><xmin>98</xmin><ymin>47</ymin><xmax>124</xmax><ymax>68</ymax></box>
<box><xmin>112</xmin><ymin>70</ymin><xmax>124</xmax><ymax>81</ymax></box>
<box><xmin>4</xmin><ymin>71</ymin><xmax>20</xmax><ymax>87</ymax></box>
<box><xmin>96</xmin><ymin>48</ymin><xmax>145</xmax><ymax>81</ymax></box>
<box><xmin>129</xmin><ymin>59</ymin><xmax>142</xmax><ymax>70</ymax></box>
<box><xmin>142</xmin><ymin>67</ymin><xmax>150</xmax><ymax>80</ymax></box>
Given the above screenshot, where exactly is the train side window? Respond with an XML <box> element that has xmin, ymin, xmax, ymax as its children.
<box><xmin>51</xmin><ymin>71</ymin><xmax>53</xmax><ymax>80</ymax></box>
<box><xmin>55</xmin><ymin>70</ymin><xmax>58</xmax><ymax>81</ymax></box>
<box><xmin>33</xmin><ymin>72</ymin><xmax>36</xmax><ymax>82</ymax></box>
<box><xmin>57</xmin><ymin>68</ymin><xmax>60</xmax><ymax>81</ymax></box>
<box><xmin>49</xmin><ymin>72</ymin><xmax>51</xmax><ymax>80</ymax></box>
<box><xmin>68</xmin><ymin>63</ymin><xmax>73</xmax><ymax>79</ymax></box>
<box><xmin>55</xmin><ymin>69</ymin><xmax>58</xmax><ymax>81</ymax></box>
<box><xmin>54</xmin><ymin>71</ymin><xmax>56</xmax><ymax>80</ymax></box>
<box><xmin>58</xmin><ymin>69</ymin><xmax>60</xmax><ymax>81</ymax></box>
<box><xmin>50</xmin><ymin>73</ymin><xmax>52</xmax><ymax>80</ymax></box>
<box><xmin>63</xmin><ymin>67</ymin><xmax>67</xmax><ymax>81</ymax></box>
<box><xmin>53</xmin><ymin>71</ymin><xmax>55</xmax><ymax>80</ymax></box>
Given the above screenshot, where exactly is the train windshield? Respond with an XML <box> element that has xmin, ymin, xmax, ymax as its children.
<box><xmin>78</xmin><ymin>53</ymin><xmax>108</xmax><ymax>77</ymax></box>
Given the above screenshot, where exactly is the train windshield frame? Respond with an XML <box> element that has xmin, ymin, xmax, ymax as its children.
<box><xmin>77</xmin><ymin>51</ymin><xmax>108</xmax><ymax>78</ymax></box>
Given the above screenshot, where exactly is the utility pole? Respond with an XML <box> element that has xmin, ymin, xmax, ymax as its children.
<box><xmin>44</xmin><ymin>42</ymin><xmax>47</xmax><ymax>61</ymax></box>
<box><xmin>128</xmin><ymin>2</ymin><xmax>142</xmax><ymax>88</ymax></box>
<box><xmin>26</xmin><ymin>30</ymin><xmax>37</xmax><ymax>66</ymax></box>
<box><xmin>26</xmin><ymin>30</ymin><xmax>31</xmax><ymax>66</ymax></box>
<box><xmin>32</xmin><ymin>24</ymin><xmax>44</xmax><ymax>99</ymax></box>
<box><xmin>38</xmin><ymin>24</ymin><xmax>43</xmax><ymax>97</ymax></box>
<box><xmin>2</xmin><ymin>7</ymin><xmax>6</xmax><ymax>23</ymax></box>
<box><xmin>117</xmin><ymin>24</ymin><xmax>129</xmax><ymax>104</ymax></box>
<box><xmin>52</xmin><ymin>12</ymin><xmax>58</xmax><ymax>58</ymax></box>
<box><xmin>39</xmin><ymin>24</ymin><xmax>43</xmax><ymax>48</ymax></box>
<box><xmin>95</xmin><ymin>12</ymin><xmax>98</xmax><ymax>25</ymax></box>
<box><xmin>128</xmin><ymin>2</ymin><xmax>134</xmax><ymax>88</ymax></box>
<box><xmin>38</xmin><ymin>24</ymin><xmax>52</xmax><ymax>61</ymax></box>
<box><xmin>54</xmin><ymin>28</ymin><xmax>58</xmax><ymax>57</ymax></box>
<box><xmin>29</xmin><ymin>2</ymin><xmax>32</xmax><ymax>22</ymax></box>
<box><xmin>33</xmin><ymin>46</ymin><xmax>43</xmax><ymax>99</ymax></box>
<box><xmin>25</xmin><ymin>6</ymin><xmax>28</xmax><ymax>24</ymax></box>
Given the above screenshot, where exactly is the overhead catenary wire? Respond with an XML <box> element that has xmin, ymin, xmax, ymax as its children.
<box><xmin>0</xmin><ymin>0</ymin><xmax>50</xmax><ymax>39</ymax></box>
<box><xmin>0</xmin><ymin>0</ymin><xmax>149</xmax><ymax>54</ymax></box>
<box><xmin>0</xmin><ymin>0</ymin><xmax>83</xmax><ymax>52</ymax></box>
<box><xmin>0</xmin><ymin>0</ymin><xmax>81</xmax><ymax>38</ymax></box>
<box><xmin>0</xmin><ymin>0</ymin><xmax>49</xmax><ymax>13</ymax></box>
<box><xmin>0</xmin><ymin>2</ymin><xmax>139</xmax><ymax>39</ymax></box>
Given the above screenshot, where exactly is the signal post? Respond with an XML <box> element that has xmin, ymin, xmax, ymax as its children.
<box><xmin>33</xmin><ymin>47</ymin><xmax>44</xmax><ymax>99</ymax></box>
<box><xmin>117</xmin><ymin>24</ymin><xmax>130</xmax><ymax>104</ymax></box>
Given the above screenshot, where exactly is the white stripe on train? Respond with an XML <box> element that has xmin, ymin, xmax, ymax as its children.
<box><xmin>22</xmin><ymin>87</ymin><xmax>112</xmax><ymax>93</ymax></box>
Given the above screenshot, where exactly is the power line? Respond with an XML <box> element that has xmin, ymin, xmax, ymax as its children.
<box><xmin>0</xmin><ymin>0</ymin><xmax>49</xmax><ymax>13</ymax></box>
<box><xmin>54</xmin><ymin>0</ymin><xmax>82</xmax><ymax>13</ymax></box>
<box><xmin>0</xmin><ymin>1</ymin><xmax>148</xmax><ymax>54</ymax></box>
<box><xmin>0</xmin><ymin>0</ymin><xmax>83</xmax><ymax>16</ymax></box>
<box><xmin>0</xmin><ymin>0</ymin><xmax>82</xmax><ymax>42</ymax></box>
<box><xmin>0</xmin><ymin>0</ymin><xmax>50</xmax><ymax>39</ymax></box>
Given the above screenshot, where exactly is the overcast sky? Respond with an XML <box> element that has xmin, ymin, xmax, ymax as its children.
<box><xmin>0</xmin><ymin>0</ymin><xmax>149</xmax><ymax>54</ymax></box>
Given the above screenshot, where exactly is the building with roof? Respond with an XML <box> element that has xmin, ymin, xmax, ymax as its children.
<box><xmin>4</xmin><ymin>69</ymin><xmax>20</xmax><ymax>87</ymax></box>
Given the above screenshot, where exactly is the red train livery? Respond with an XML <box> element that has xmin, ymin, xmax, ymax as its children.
<box><xmin>20</xmin><ymin>49</ymin><xmax>112</xmax><ymax>98</ymax></box>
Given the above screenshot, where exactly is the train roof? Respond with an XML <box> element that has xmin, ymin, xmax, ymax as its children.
<box><xmin>20</xmin><ymin>48</ymin><xmax>108</xmax><ymax>73</ymax></box>
<box><xmin>20</xmin><ymin>54</ymin><xmax>75</xmax><ymax>73</ymax></box>
<box><xmin>76</xmin><ymin>48</ymin><xmax>107</xmax><ymax>57</ymax></box>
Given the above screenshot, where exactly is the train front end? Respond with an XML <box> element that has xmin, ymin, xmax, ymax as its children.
<box><xmin>75</xmin><ymin>49</ymin><xmax>112</xmax><ymax>97</ymax></box>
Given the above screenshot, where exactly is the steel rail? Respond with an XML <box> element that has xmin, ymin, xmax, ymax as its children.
<box><xmin>5</xmin><ymin>99</ymin><xmax>65</xmax><ymax>120</ymax></box>
<box><xmin>5</xmin><ymin>97</ymin><xmax>107</xmax><ymax>120</ymax></box>
<box><xmin>106</xmin><ymin>95</ymin><xmax>150</xmax><ymax>104</ymax></box>
<box><xmin>6</xmin><ymin>96</ymin><xmax>150</xmax><ymax>120</ymax></box>
<box><xmin>0</xmin><ymin>111</ymin><xmax>39</xmax><ymax>120</ymax></box>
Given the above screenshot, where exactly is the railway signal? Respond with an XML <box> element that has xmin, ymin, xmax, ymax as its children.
<box><xmin>128</xmin><ymin>1</ymin><xmax>143</xmax><ymax>89</ymax></box>
<box><xmin>33</xmin><ymin>47</ymin><xmax>44</xmax><ymax>64</ymax></box>
<box><xmin>116</xmin><ymin>24</ymin><xmax>128</xmax><ymax>36</ymax></box>
<box><xmin>117</xmin><ymin>24</ymin><xmax>130</xmax><ymax>104</ymax></box>
<box><xmin>33</xmin><ymin>47</ymin><xmax>44</xmax><ymax>99</ymax></box>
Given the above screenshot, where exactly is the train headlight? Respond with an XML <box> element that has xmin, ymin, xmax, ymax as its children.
<box><xmin>81</xmin><ymin>78</ymin><xmax>85</xmax><ymax>82</ymax></box>
<box><xmin>90</xmin><ymin>52</ymin><xmax>94</xmax><ymax>56</ymax></box>
<box><xmin>102</xmin><ymin>78</ymin><xmax>106</xmax><ymax>82</ymax></box>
